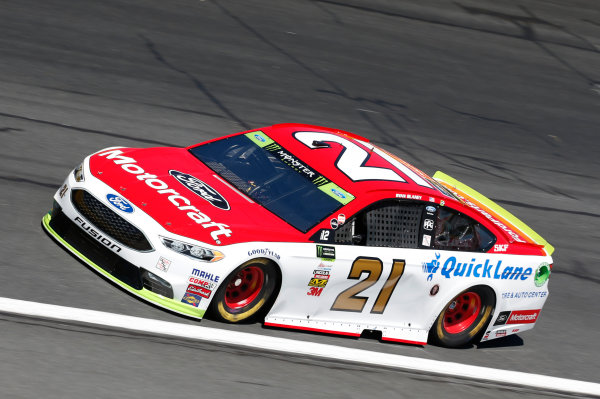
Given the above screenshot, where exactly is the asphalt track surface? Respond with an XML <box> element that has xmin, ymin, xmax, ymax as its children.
<box><xmin>1</xmin><ymin>0</ymin><xmax>599</xmax><ymax>398</ymax></box>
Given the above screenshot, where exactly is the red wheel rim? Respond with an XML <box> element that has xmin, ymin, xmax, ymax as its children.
<box><xmin>442</xmin><ymin>291</ymin><xmax>481</xmax><ymax>334</ymax></box>
<box><xmin>224</xmin><ymin>266</ymin><xmax>264</xmax><ymax>310</ymax></box>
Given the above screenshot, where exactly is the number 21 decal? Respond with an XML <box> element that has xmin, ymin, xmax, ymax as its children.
<box><xmin>294</xmin><ymin>131</ymin><xmax>431</xmax><ymax>188</ymax></box>
<box><xmin>331</xmin><ymin>257</ymin><xmax>405</xmax><ymax>314</ymax></box>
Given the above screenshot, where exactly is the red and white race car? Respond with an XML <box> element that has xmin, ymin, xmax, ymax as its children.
<box><xmin>43</xmin><ymin>123</ymin><xmax>553</xmax><ymax>347</ymax></box>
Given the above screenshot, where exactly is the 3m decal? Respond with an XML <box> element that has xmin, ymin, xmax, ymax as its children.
<box><xmin>97</xmin><ymin>149</ymin><xmax>232</xmax><ymax>243</ymax></box>
<box><xmin>331</xmin><ymin>258</ymin><xmax>405</xmax><ymax>314</ymax></box>
<box><xmin>169</xmin><ymin>170</ymin><xmax>230</xmax><ymax>210</ymax></box>
<box><xmin>307</xmin><ymin>287</ymin><xmax>324</xmax><ymax>297</ymax></box>
<box><xmin>422</xmin><ymin>253</ymin><xmax>533</xmax><ymax>281</ymax></box>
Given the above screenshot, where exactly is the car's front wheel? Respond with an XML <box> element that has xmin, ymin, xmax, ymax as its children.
<box><xmin>430</xmin><ymin>285</ymin><xmax>495</xmax><ymax>347</ymax></box>
<box><xmin>209</xmin><ymin>259</ymin><xmax>279</xmax><ymax>323</ymax></box>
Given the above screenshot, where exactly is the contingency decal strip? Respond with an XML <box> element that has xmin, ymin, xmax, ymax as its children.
<box><xmin>0</xmin><ymin>297</ymin><xmax>598</xmax><ymax>397</ymax></box>
<box><xmin>433</xmin><ymin>171</ymin><xmax>554</xmax><ymax>255</ymax></box>
<box><xmin>41</xmin><ymin>213</ymin><xmax>205</xmax><ymax>319</ymax></box>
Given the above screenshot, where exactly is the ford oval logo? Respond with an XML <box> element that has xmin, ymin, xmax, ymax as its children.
<box><xmin>426</xmin><ymin>206</ymin><xmax>436</xmax><ymax>213</ymax></box>
<box><xmin>331</xmin><ymin>188</ymin><xmax>346</xmax><ymax>199</ymax></box>
<box><xmin>106</xmin><ymin>194</ymin><xmax>134</xmax><ymax>213</ymax></box>
<box><xmin>254</xmin><ymin>134</ymin><xmax>266</xmax><ymax>142</ymax></box>
<box><xmin>169</xmin><ymin>170</ymin><xmax>230</xmax><ymax>210</ymax></box>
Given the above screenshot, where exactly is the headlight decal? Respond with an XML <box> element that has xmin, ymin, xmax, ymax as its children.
<box><xmin>160</xmin><ymin>237</ymin><xmax>224</xmax><ymax>262</ymax></box>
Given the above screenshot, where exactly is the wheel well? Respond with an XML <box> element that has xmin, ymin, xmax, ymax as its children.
<box><xmin>427</xmin><ymin>284</ymin><xmax>497</xmax><ymax>342</ymax></box>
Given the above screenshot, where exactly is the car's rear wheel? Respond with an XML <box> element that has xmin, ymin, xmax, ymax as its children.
<box><xmin>210</xmin><ymin>259</ymin><xmax>279</xmax><ymax>323</ymax></box>
<box><xmin>430</xmin><ymin>285</ymin><xmax>495</xmax><ymax>347</ymax></box>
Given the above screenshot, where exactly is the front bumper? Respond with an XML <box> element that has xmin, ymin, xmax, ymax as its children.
<box><xmin>42</xmin><ymin>202</ymin><xmax>206</xmax><ymax>319</ymax></box>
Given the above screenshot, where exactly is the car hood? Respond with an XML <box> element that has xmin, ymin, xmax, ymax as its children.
<box><xmin>89</xmin><ymin>147</ymin><xmax>306</xmax><ymax>246</ymax></box>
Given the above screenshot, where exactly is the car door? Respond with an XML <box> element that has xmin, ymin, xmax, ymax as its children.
<box><xmin>304</xmin><ymin>199</ymin><xmax>440</xmax><ymax>332</ymax></box>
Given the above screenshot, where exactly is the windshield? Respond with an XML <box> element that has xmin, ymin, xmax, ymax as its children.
<box><xmin>189</xmin><ymin>131</ymin><xmax>354</xmax><ymax>232</ymax></box>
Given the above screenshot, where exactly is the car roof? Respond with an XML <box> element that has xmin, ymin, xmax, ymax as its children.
<box><xmin>231</xmin><ymin>123</ymin><xmax>455</xmax><ymax>203</ymax></box>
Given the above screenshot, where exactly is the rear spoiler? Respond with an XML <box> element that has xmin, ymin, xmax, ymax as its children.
<box><xmin>433</xmin><ymin>171</ymin><xmax>554</xmax><ymax>256</ymax></box>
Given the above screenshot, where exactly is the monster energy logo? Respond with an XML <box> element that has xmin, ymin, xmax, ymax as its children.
<box><xmin>313</xmin><ymin>176</ymin><xmax>328</xmax><ymax>186</ymax></box>
<box><xmin>264</xmin><ymin>143</ymin><xmax>281</xmax><ymax>151</ymax></box>
<box><xmin>316</xmin><ymin>245</ymin><xmax>335</xmax><ymax>260</ymax></box>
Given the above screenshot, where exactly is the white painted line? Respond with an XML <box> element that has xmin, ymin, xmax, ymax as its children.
<box><xmin>0</xmin><ymin>297</ymin><xmax>598</xmax><ymax>397</ymax></box>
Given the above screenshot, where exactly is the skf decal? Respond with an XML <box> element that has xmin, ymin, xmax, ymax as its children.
<box><xmin>422</xmin><ymin>253</ymin><xmax>533</xmax><ymax>281</ymax></box>
<box><xmin>493</xmin><ymin>244</ymin><xmax>508</xmax><ymax>252</ymax></box>
<box><xmin>97</xmin><ymin>149</ymin><xmax>232</xmax><ymax>244</ymax></box>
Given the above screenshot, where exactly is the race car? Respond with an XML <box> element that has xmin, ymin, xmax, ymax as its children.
<box><xmin>42</xmin><ymin>123</ymin><xmax>553</xmax><ymax>347</ymax></box>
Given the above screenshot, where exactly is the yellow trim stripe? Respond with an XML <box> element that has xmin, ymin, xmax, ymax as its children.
<box><xmin>433</xmin><ymin>172</ymin><xmax>554</xmax><ymax>256</ymax></box>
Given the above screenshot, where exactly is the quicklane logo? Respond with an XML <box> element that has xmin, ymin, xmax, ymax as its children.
<box><xmin>106</xmin><ymin>194</ymin><xmax>134</xmax><ymax>213</ymax></box>
<box><xmin>169</xmin><ymin>170</ymin><xmax>230</xmax><ymax>211</ymax></box>
<box><xmin>422</xmin><ymin>253</ymin><xmax>533</xmax><ymax>281</ymax></box>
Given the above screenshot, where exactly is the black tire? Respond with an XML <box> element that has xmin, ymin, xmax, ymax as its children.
<box><xmin>209</xmin><ymin>258</ymin><xmax>279</xmax><ymax>323</ymax></box>
<box><xmin>430</xmin><ymin>285</ymin><xmax>495</xmax><ymax>347</ymax></box>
